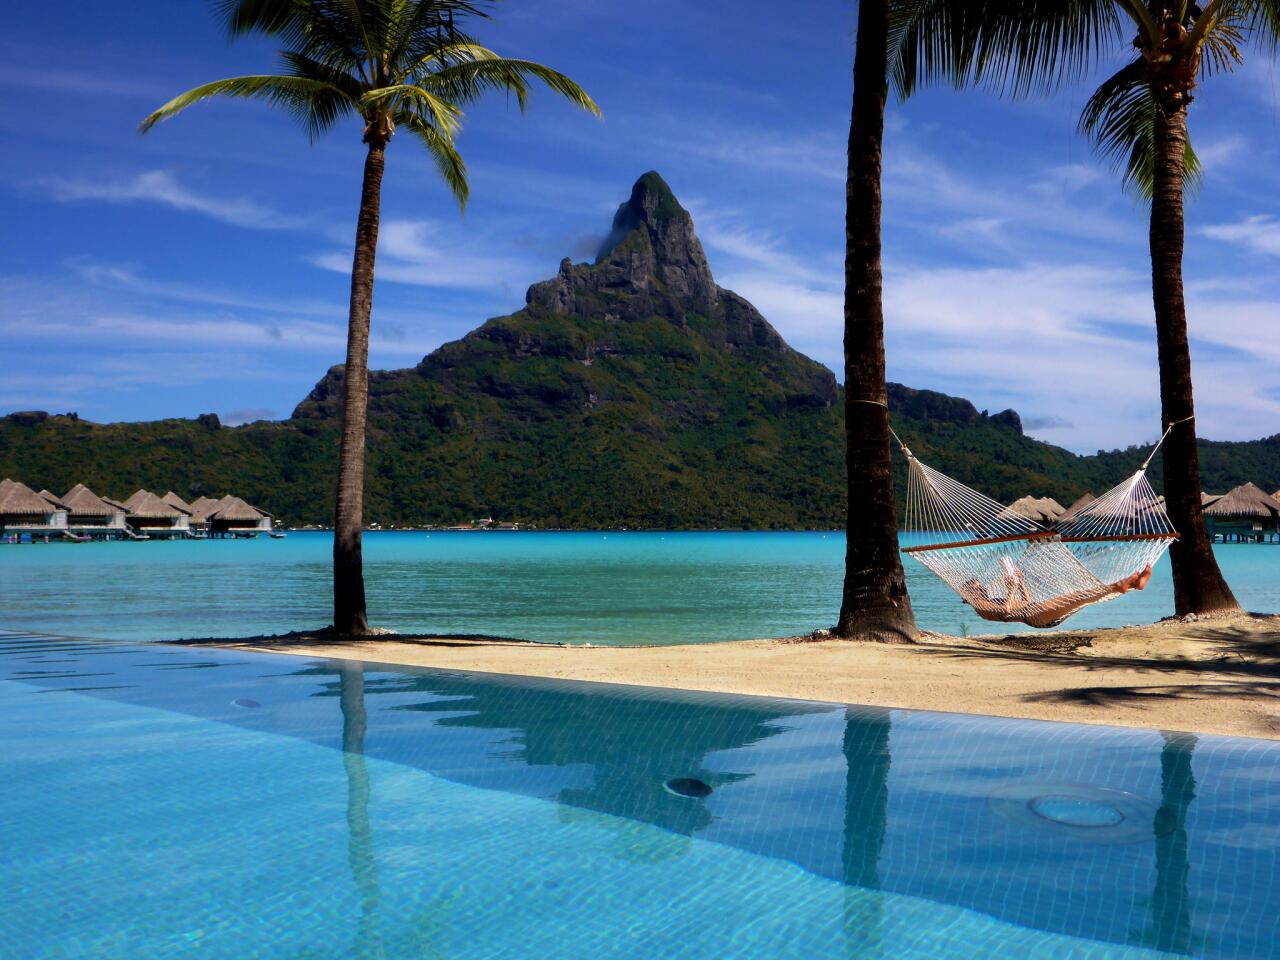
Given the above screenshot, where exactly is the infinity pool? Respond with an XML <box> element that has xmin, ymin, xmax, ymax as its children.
<box><xmin>3</xmin><ymin>628</ymin><xmax>1278</xmax><ymax>958</ymax></box>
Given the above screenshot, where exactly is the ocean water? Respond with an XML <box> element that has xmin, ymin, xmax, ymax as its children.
<box><xmin>3</xmin><ymin>630</ymin><xmax>1279</xmax><ymax>959</ymax></box>
<box><xmin>0</xmin><ymin>531</ymin><xmax>1275</xmax><ymax>645</ymax></box>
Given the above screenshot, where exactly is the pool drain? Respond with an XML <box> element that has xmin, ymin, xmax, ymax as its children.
<box><xmin>664</xmin><ymin>777</ymin><xmax>713</xmax><ymax>799</ymax></box>
<box><xmin>1029</xmin><ymin>794</ymin><xmax>1125</xmax><ymax>828</ymax></box>
<box><xmin>988</xmin><ymin>782</ymin><xmax>1158</xmax><ymax>843</ymax></box>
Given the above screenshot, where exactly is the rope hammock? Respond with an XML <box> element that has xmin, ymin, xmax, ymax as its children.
<box><xmin>891</xmin><ymin>419</ymin><xmax>1183</xmax><ymax>628</ymax></box>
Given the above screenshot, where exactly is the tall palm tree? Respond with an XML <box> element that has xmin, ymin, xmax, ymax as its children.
<box><xmin>836</xmin><ymin>0</ymin><xmax>919</xmax><ymax>642</ymax></box>
<box><xmin>141</xmin><ymin>0</ymin><xmax>599</xmax><ymax>634</ymax></box>
<box><xmin>890</xmin><ymin>0</ymin><xmax>1279</xmax><ymax>616</ymax></box>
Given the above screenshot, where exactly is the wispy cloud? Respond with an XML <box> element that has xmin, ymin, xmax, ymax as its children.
<box><xmin>43</xmin><ymin>170</ymin><xmax>304</xmax><ymax>230</ymax></box>
<box><xmin>312</xmin><ymin>218</ymin><xmax>539</xmax><ymax>293</ymax></box>
<box><xmin>0</xmin><ymin>272</ymin><xmax>436</xmax><ymax>358</ymax></box>
<box><xmin>1201</xmin><ymin>215</ymin><xmax>1280</xmax><ymax>257</ymax></box>
<box><xmin>0</xmin><ymin>63</ymin><xmax>162</xmax><ymax>100</ymax></box>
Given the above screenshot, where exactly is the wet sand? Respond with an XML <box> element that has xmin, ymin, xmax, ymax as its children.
<box><xmin>175</xmin><ymin>612</ymin><xmax>1280</xmax><ymax>740</ymax></box>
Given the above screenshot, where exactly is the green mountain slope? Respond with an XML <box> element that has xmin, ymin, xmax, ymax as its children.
<box><xmin>3</xmin><ymin>173</ymin><xmax>1276</xmax><ymax>526</ymax></box>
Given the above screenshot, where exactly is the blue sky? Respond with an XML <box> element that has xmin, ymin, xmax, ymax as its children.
<box><xmin>3</xmin><ymin>1</ymin><xmax>1278</xmax><ymax>454</ymax></box>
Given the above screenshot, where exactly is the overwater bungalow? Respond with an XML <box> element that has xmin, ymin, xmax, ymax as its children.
<box><xmin>0</xmin><ymin>478</ymin><xmax>65</xmax><ymax>541</ymax></box>
<box><xmin>207</xmin><ymin>495</ymin><xmax>273</xmax><ymax>537</ymax></box>
<box><xmin>1056</xmin><ymin>493</ymin><xmax>1095</xmax><ymax>526</ymax></box>
<box><xmin>1203</xmin><ymin>482</ymin><xmax>1280</xmax><ymax>543</ymax></box>
<box><xmin>61</xmin><ymin>483</ymin><xmax>129</xmax><ymax>540</ymax></box>
<box><xmin>122</xmin><ymin>489</ymin><xmax>192</xmax><ymax>539</ymax></box>
<box><xmin>1003</xmin><ymin>496</ymin><xmax>1066</xmax><ymax>525</ymax></box>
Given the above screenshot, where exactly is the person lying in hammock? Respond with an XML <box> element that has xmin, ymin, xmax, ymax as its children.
<box><xmin>958</xmin><ymin>560</ymin><xmax>1154</xmax><ymax>629</ymax></box>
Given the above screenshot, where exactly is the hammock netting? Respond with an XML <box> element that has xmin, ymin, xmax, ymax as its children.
<box><xmin>900</xmin><ymin>454</ymin><xmax>1177</xmax><ymax>628</ymax></box>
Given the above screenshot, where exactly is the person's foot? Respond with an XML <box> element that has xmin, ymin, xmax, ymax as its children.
<box><xmin>1134</xmin><ymin>564</ymin><xmax>1153</xmax><ymax>590</ymax></box>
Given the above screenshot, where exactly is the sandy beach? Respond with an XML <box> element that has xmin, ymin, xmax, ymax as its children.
<box><xmin>177</xmin><ymin>611</ymin><xmax>1280</xmax><ymax>740</ymax></box>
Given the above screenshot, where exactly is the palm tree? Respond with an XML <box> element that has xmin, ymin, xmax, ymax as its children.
<box><xmin>141</xmin><ymin>0</ymin><xmax>599</xmax><ymax>634</ymax></box>
<box><xmin>890</xmin><ymin>1</ymin><xmax>1279</xmax><ymax>616</ymax></box>
<box><xmin>836</xmin><ymin>0</ymin><xmax>919</xmax><ymax>642</ymax></box>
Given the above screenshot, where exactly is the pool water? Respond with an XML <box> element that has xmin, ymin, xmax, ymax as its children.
<box><xmin>3</xmin><ymin>629</ymin><xmax>1279</xmax><ymax>958</ymax></box>
<box><xmin>0</xmin><ymin>531</ymin><xmax>1276</xmax><ymax>644</ymax></box>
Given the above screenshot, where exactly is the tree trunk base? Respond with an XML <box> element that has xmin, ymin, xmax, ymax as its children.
<box><xmin>831</xmin><ymin>618</ymin><xmax>918</xmax><ymax>644</ymax></box>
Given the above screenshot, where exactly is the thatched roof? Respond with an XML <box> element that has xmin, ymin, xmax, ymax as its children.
<box><xmin>101</xmin><ymin>496</ymin><xmax>130</xmax><ymax>512</ymax></box>
<box><xmin>1201</xmin><ymin>491</ymin><xmax>1222</xmax><ymax>508</ymax></box>
<box><xmin>210</xmin><ymin>496</ymin><xmax>265</xmax><ymax>522</ymax></box>
<box><xmin>1204</xmin><ymin>482</ymin><xmax>1280</xmax><ymax>519</ymax></box>
<box><xmin>1002</xmin><ymin>495</ymin><xmax>1066</xmax><ymax>524</ymax></box>
<box><xmin>38</xmin><ymin>489</ymin><xmax>70</xmax><ymax>510</ymax></box>
<box><xmin>187</xmin><ymin>496</ymin><xmax>222</xmax><ymax>522</ymax></box>
<box><xmin>123</xmin><ymin>489</ymin><xmax>185</xmax><ymax>519</ymax></box>
<box><xmin>62</xmin><ymin>483</ymin><xmax>118</xmax><ymax>517</ymax></box>
<box><xmin>0</xmin><ymin>478</ymin><xmax>57</xmax><ymax>516</ymax></box>
<box><xmin>1058</xmin><ymin>492</ymin><xmax>1095</xmax><ymax>523</ymax></box>
<box><xmin>160</xmin><ymin>491</ymin><xmax>193</xmax><ymax>515</ymax></box>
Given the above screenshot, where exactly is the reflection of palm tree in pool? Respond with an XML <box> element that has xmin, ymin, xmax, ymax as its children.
<box><xmin>842</xmin><ymin>707</ymin><xmax>891</xmax><ymax>957</ymax></box>
<box><xmin>389</xmin><ymin>676</ymin><xmax>824</xmax><ymax>838</ymax></box>
<box><xmin>1148</xmin><ymin>732</ymin><xmax>1197</xmax><ymax>955</ymax></box>
<box><xmin>340</xmin><ymin>665</ymin><xmax>385</xmax><ymax>960</ymax></box>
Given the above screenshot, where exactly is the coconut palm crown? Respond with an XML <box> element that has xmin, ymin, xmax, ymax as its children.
<box><xmin>890</xmin><ymin>1</ymin><xmax>1278</xmax><ymax>196</ymax></box>
<box><xmin>141</xmin><ymin>0</ymin><xmax>599</xmax><ymax>634</ymax></box>
<box><xmin>141</xmin><ymin>0</ymin><xmax>599</xmax><ymax>204</ymax></box>
<box><xmin>887</xmin><ymin>0</ymin><xmax>1278</xmax><ymax>616</ymax></box>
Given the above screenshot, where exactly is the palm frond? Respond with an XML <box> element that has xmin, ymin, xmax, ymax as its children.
<box><xmin>890</xmin><ymin>0</ymin><xmax>1125</xmax><ymax>100</ymax></box>
<box><xmin>217</xmin><ymin>0</ymin><xmax>306</xmax><ymax>36</ymax></box>
<box><xmin>1249</xmin><ymin>0</ymin><xmax>1280</xmax><ymax>48</ymax></box>
<box><xmin>1197</xmin><ymin>4</ymin><xmax>1247</xmax><ymax>76</ymax></box>
<box><xmin>396</xmin><ymin>39</ymin><xmax>502</xmax><ymax>80</ymax></box>
<box><xmin>398</xmin><ymin>109</ymin><xmax>470</xmax><ymax>208</ymax></box>
<box><xmin>423</xmin><ymin>58</ymin><xmax>601</xmax><ymax>114</ymax></box>
<box><xmin>389</xmin><ymin>1</ymin><xmax>493</xmax><ymax>67</ymax></box>
<box><xmin>361</xmin><ymin>83</ymin><xmax>463</xmax><ymax>133</ymax></box>
<box><xmin>139</xmin><ymin>75</ymin><xmax>353</xmax><ymax>136</ymax></box>
<box><xmin>1078</xmin><ymin>58</ymin><xmax>1202</xmax><ymax>200</ymax></box>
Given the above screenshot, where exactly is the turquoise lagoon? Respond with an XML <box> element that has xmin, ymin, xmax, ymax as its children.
<box><xmin>4</xmin><ymin>630</ymin><xmax>1280</xmax><ymax>958</ymax></box>
<box><xmin>1</xmin><ymin>531</ymin><xmax>1276</xmax><ymax>644</ymax></box>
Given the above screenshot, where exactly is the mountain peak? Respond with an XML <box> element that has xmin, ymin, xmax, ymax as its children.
<box><xmin>598</xmin><ymin>171</ymin><xmax>687</xmax><ymax>256</ymax></box>
<box><xmin>528</xmin><ymin>172</ymin><xmax>717</xmax><ymax>316</ymax></box>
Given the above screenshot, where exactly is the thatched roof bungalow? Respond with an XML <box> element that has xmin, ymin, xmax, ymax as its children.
<box><xmin>1057</xmin><ymin>493</ymin><xmax>1095</xmax><ymax>525</ymax></box>
<box><xmin>1204</xmin><ymin>482</ymin><xmax>1280</xmax><ymax>539</ymax></box>
<box><xmin>122</xmin><ymin>489</ymin><xmax>191</xmax><ymax>537</ymax></box>
<box><xmin>1002</xmin><ymin>496</ymin><xmax>1066</xmax><ymax>525</ymax></box>
<box><xmin>0</xmin><ymin>478</ymin><xmax>65</xmax><ymax>535</ymax></box>
<box><xmin>61</xmin><ymin>483</ymin><xmax>128</xmax><ymax>536</ymax></box>
<box><xmin>187</xmin><ymin>496</ymin><xmax>222</xmax><ymax>523</ymax></box>
<box><xmin>162</xmin><ymin>491</ymin><xmax>193</xmax><ymax>513</ymax></box>
<box><xmin>207</xmin><ymin>495</ymin><xmax>272</xmax><ymax>536</ymax></box>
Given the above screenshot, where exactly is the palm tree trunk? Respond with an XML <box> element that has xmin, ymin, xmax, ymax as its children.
<box><xmin>1149</xmin><ymin>104</ymin><xmax>1238</xmax><ymax>617</ymax></box>
<box><xmin>835</xmin><ymin>0</ymin><xmax>917</xmax><ymax>642</ymax></box>
<box><xmin>334</xmin><ymin>140</ymin><xmax>387</xmax><ymax>635</ymax></box>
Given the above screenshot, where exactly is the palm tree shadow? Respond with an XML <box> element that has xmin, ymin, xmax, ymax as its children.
<box><xmin>908</xmin><ymin>615</ymin><xmax>1280</xmax><ymax>717</ymax></box>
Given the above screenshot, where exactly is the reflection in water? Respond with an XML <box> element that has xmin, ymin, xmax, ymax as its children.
<box><xmin>842</xmin><ymin>708</ymin><xmax>891</xmax><ymax>958</ymax></box>
<box><xmin>384</xmin><ymin>675</ymin><xmax>822</xmax><ymax>838</ymax></box>
<box><xmin>340</xmin><ymin>666</ymin><xmax>384</xmax><ymax>960</ymax></box>
<box><xmin>1149</xmin><ymin>732</ymin><xmax>1197</xmax><ymax>955</ymax></box>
